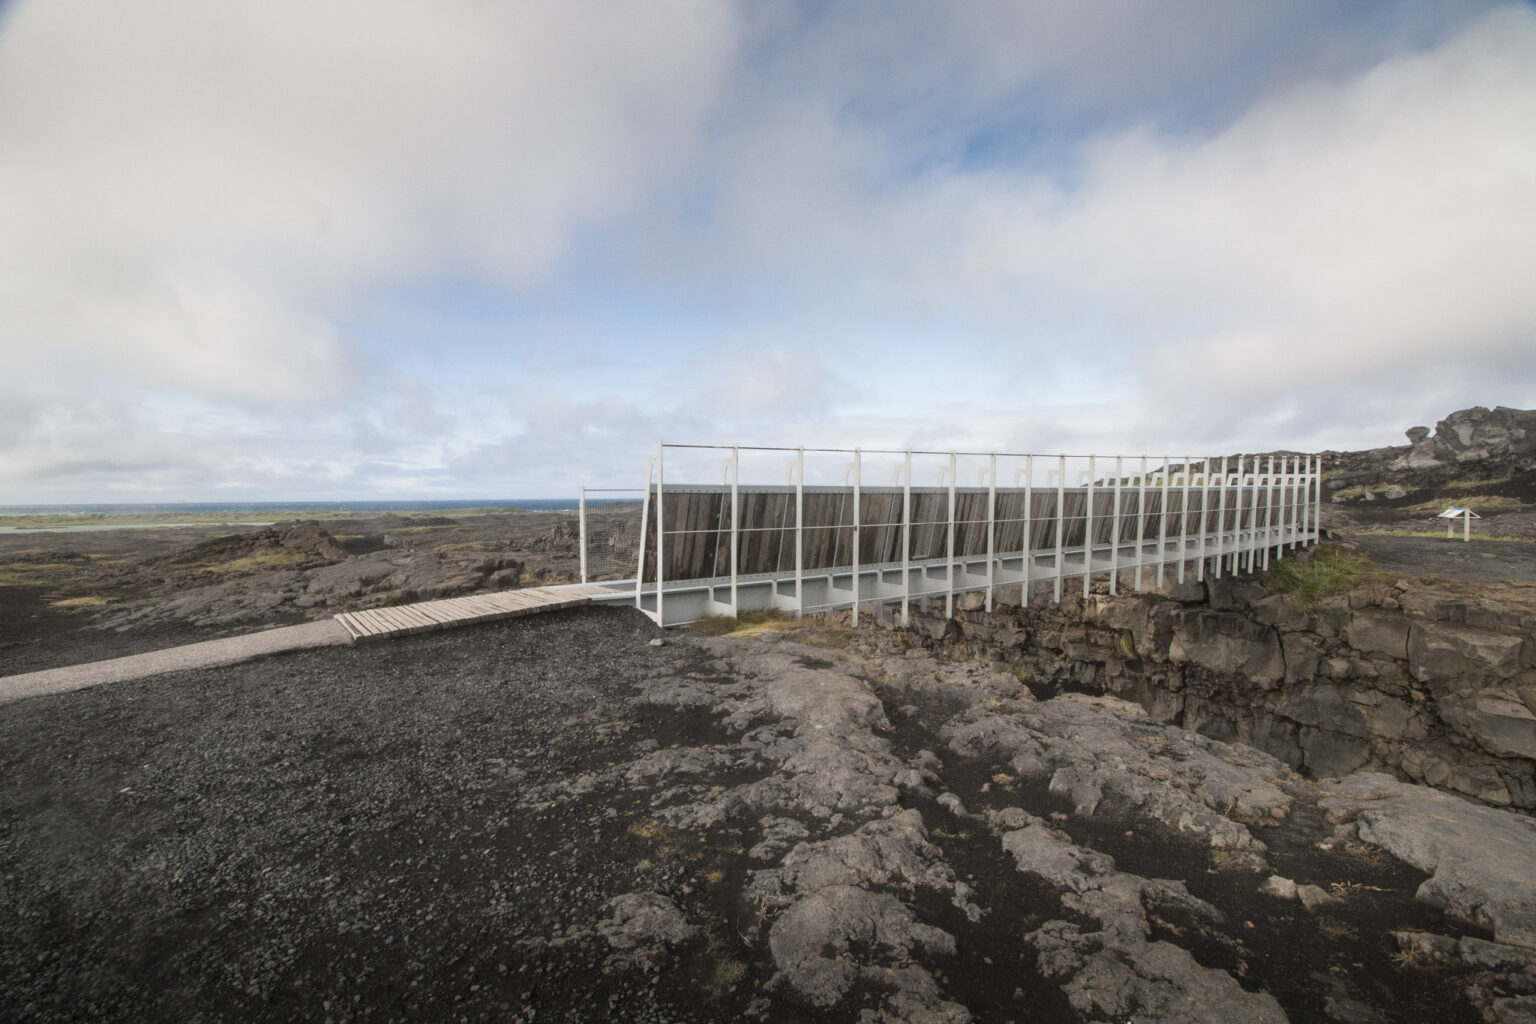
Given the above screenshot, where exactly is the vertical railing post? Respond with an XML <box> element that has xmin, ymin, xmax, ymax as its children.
<box><xmin>1291</xmin><ymin>456</ymin><xmax>1302</xmax><ymax>549</ymax></box>
<box><xmin>1304</xmin><ymin>455</ymin><xmax>1315</xmax><ymax>545</ymax></box>
<box><xmin>635</xmin><ymin>456</ymin><xmax>654</xmax><ymax>610</ymax></box>
<box><xmin>945</xmin><ymin>451</ymin><xmax>957</xmax><ymax>619</ymax></box>
<box><xmin>1109</xmin><ymin>456</ymin><xmax>1122</xmax><ymax>595</ymax></box>
<box><xmin>1054</xmin><ymin>455</ymin><xmax>1066</xmax><ymax>603</ymax></box>
<box><xmin>1275</xmin><ymin>457</ymin><xmax>1286</xmax><ymax>551</ymax></box>
<box><xmin>852</xmin><ymin>448</ymin><xmax>862</xmax><ymax>626</ymax></box>
<box><xmin>1196</xmin><ymin>458</ymin><xmax>1209</xmax><ymax>581</ymax></box>
<box><xmin>1314</xmin><ymin>451</ymin><xmax>1327</xmax><ymax>540</ymax></box>
<box><xmin>578</xmin><ymin>485</ymin><xmax>588</xmax><ymax>584</ymax></box>
<box><xmin>1023</xmin><ymin>455</ymin><xmax>1034</xmax><ymax>605</ymax></box>
<box><xmin>1255</xmin><ymin>456</ymin><xmax>1267</xmax><ymax>570</ymax></box>
<box><xmin>795</xmin><ymin>446</ymin><xmax>804</xmax><ymax>619</ymax></box>
<box><xmin>986</xmin><ymin>452</ymin><xmax>997</xmax><ymax>612</ymax></box>
<box><xmin>1314</xmin><ymin>455</ymin><xmax>1323</xmax><ymax>544</ymax></box>
<box><xmin>1262</xmin><ymin>455</ymin><xmax>1276</xmax><ymax>569</ymax></box>
<box><xmin>1178</xmin><ymin>456</ymin><xmax>1191</xmax><ymax>584</ymax></box>
<box><xmin>1237</xmin><ymin>456</ymin><xmax>1249</xmax><ymax>571</ymax></box>
<box><xmin>1234</xmin><ymin>456</ymin><xmax>1245</xmax><ymax>572</ymax></box>
<box><xmin>656</xmin><ymin>444</ymin><xmax>666</xmax><ymax>626</ymax></box>
<box><xmin>1245</xmin><ymin>456</ymin><xmax>1259</xmax><ymax>572</ymax></box>
<box><xmin>1156</xmin><ymin>456</ymin><xmax>1170</xmax><ymax>588</ymax></box>
<box><xmin>1083</xmin><ymin>454</ymin><xmax>1096</xmax><ymax>599</ymax></box>
<box><xmin>1299</xmin><ymin>456</ymin><xmax>1309</xmax><ymax>547</ymax></box>
<box><xmin>1134</xmin><ymin>455</ymin><xmax>1146</xmax><ymax>590</ymax></box>
<box><xmin>1215</xmin><ymin>456</ymin><xmax>1228</xmax><ymax>577</ymax></box>
<box><xmin>730</xmin><ymin>446</ymin><xmax>740</xmax><ymax>616</ymax></box>
<box><xmin>902</xmin><ymin>451</ymin><xmax>912</xmax><ymax>627</ymax></box>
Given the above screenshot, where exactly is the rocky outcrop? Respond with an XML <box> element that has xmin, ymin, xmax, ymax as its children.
<box><xmin>905</xmin><ymin>571</ymin><xmax>1536</xmax><ymax>811</ymax></box>
<box><xmin>1320</xmin><ymin>773</ymin><xmax>1536</xmax><ymax>950</ymax></box>
<box><xmin>1322</xmin><ymin>405</ymin><xmax>1536</xmax><ymax>496</ymax></box>
<box><xmin>1393</xmin><ymin>407</ymin><xmax>1536</xmax><ymax>474</ymax></box>
<box><xmin>157</xmin><ymin>522</ymin><xmax>348</xmax><ymax>568</ymax></box>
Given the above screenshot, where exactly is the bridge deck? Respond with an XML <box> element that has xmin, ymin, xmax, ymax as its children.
<box><xmin>334</xmin><ymin>584</ymin><xmax>621</xmax><ymax>642</ymax></box>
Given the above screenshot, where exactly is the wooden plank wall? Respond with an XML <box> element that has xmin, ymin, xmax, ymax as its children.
<box><xmin>639</xmin><ymin>482</ymin><xmax>1287</xmax><ymax>583</ymax></box>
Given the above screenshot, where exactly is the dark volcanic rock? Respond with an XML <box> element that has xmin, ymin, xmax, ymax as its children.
<box><xmin>160</xmin><ymin>521</ymin><xmax>348</xmax><ymax>568</ymax></box>
<box><xmin>4</xmin><ymin>610</ymin><xmax>1533</xmax><ymax>1021</ymax></box>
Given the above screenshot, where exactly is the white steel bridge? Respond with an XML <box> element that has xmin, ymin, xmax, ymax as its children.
<box><xmin>583</xmin><ymin>444</ymin><xmax>1324</xmax><ymax>629</ymax></box>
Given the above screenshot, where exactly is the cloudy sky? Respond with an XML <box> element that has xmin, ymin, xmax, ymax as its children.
<box><xmin>3</xmin><ymin>1</ymin><xmax>1534</xmax><ymax>502</ymax></box>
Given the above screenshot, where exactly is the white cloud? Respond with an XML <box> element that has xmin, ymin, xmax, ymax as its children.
<box><xmin>2</xmin><ymin>1</ymin><xmax>1533</xmax><ymax>500</ymax></box>
<box><xmin>0</xmin><ymin>0</ymin><xmax>736</xmax><ymax>401</ymax></box>
<box><xmin>655</xmin><ymin>5</ymin><xmax>1536</xmax><ymax>453</ymax></box>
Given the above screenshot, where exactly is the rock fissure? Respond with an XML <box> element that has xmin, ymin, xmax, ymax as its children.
<box><xmin>904</xmin><ymin>569</ymin><xmax>1536</xmax><ymax>811</ymax></box>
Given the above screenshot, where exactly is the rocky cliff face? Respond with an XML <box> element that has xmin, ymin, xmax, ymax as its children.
<box><xmin>1395</xmin><ymin>406</ymin><xmax>1536</xmax><ymax>474</ymax></box>
<box><xmin>902</xmin><ymin>572</ymin><xmax>1536</xmax><ymax>812</ymax></box>
<box><xmin>1325</xmin><ymin>404</ymin><xmax>1536</xmax><ymax>485</ymax></box>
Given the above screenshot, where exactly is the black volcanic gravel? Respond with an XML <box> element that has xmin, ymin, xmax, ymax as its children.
<box><xmin>0</xmin><ymin>607</ymin><xmax>744</xmax><ymax>1024</ymax></box>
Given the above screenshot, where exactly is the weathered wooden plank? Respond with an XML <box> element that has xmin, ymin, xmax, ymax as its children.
<box><xmin>398</xmin><ymin>605</ymin><xmax>441</xmax><ymax>629</ymax></box>
<box><xmin>390</xmin><ymin>606</ymin><xmax>435</xmax><ymax>631</ymax></box>
<box><xmin>443</xmin><ymin>595</ymin><xmax>497</xmax><ymax>616</ymax></box>
<box><xmin>367</xmin><ymin>608</ymin><xmax>414</xmax><ymax>633</ymax></box>
<box><xmin>354</xmin><ymin>611</ymin><xmax>396</xmax><ymax>636</ymax></box>
<box><xmin>410</xmin><ymin>603</ymin><xmax>456</xmax><ymax>624</ymax></box>
<box><xmin>489</xmin><ymin>591</ymin><xmax>542</xmax><ymax>610</ymax></box>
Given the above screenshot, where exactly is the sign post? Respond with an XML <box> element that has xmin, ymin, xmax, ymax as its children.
<box><xmin>1436</xmin><ymin>507</ymin><xmax>1480</xmax><ymax>542</ymax></box>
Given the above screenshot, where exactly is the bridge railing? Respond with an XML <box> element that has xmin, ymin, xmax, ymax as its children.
<box><xmin>575</xmin><ymin>488</ymin><xmax>645</xmax><ymax>583</ymax></box>
<box><xmin>618</xmin><ymin>445</ymin><xmax>1321</xmax><ymax>628</ymax></box>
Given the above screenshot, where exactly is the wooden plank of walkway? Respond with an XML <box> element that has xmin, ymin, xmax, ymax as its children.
<box><xmin>333</xmin><ymin>584</ymin><xmax>621</xmax><ymax>643</ymax></box>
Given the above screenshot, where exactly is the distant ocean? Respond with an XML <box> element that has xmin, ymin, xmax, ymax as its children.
<box><xmin>0</xmin><ymin>499</ymin><xmax>607</xmax><ymax>516</ymax></box>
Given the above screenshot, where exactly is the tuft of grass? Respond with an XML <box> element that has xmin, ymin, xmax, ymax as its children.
<box><xmin>707</xmin><ymin>955</ymin><xmax>748</xmax><ymax>994</ymax></box>
<box><xmin>689</xmin><ymin>614</ymin><xmax>743</xmax><ymax>635</ymax></box>
<box><xmin>688</xmin><ymin>608</ymin><xmax>855</xmax><ymax>649</ymax></box>
<box><xmin>1404</xmin><ymin>494</ymin><xmax>1525</xmax><ymax>516</ymax></box>
<box><xmin>1265</xmin><ymin>545</ymin><xmax>1368</xmax><ymax>606</ymax></box>
<box><xmin>49</xmin><ymin>596</ymin><xmax>108</xmax><ymax>611</ymax></box>
<box><xmin>0</xmin><ymin>563</ymin><xmax>90</xmax><ymax>586</ymax></box>
<box><xmin>1353</xmin><ymin>528</ymin><xmax>1529</xmax><ymax>542</ymax></box>
<box><xmin>1316</xmin><ymin>917</ymin><xmax>1359</xmax><ymax>942</ymax></box>
<box><xmin>193</xmin><ymin>550</ymin><xmax>311</xmax><ymax>574</ymax></box>
<box><xmin>728</xmin><ymin>609</ymin><xmax>802</xmax><ymax>634</ymax></box>
<box><xmin>690</xmin><ymin>609</ymin><xmax>803</xmax><ymax>636</ymax></box>
<box><xmin>1444</xmin><ymin>474</ymin><xmax>1511</xmax><ymax>490</ymax></box>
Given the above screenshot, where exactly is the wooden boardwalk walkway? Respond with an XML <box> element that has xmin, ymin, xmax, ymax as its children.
<box><xmin>333</xmin><ymin>584</ymin><xmax>622</xmax><ymax>642</ymax></box>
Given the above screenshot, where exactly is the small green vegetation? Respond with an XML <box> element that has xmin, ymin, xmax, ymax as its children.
<box><xmin>1353</xmin><ymin>528</ymin><xmax>1529</xmax><ymax>542</ymax></box>
<box><xmin>707</xmin><ymin>955</ymin><xmax>747</xmax><ymax>994</ymax></box>
<box><xmin>1404</xmin><ymin>494</ymin><xmax>1524</xmax><ymax>516</ymax></box>
<box><xmin>1316</xmin><ymin>917</ymin><xmax>1359</xmax><ymax>942</ymax></box>
<box><xmin>1444</xmin><ymin>474</ymin><xmax>1511</xmax><ymax>490</ymax></box>
<box><xmin>1265</xmin><ymin>545</ymin><xmax>1368</xmax><ymax>606</ymax></box>
<box><xmin>193</xmin><ymin>550</ymin><xmax>311</xmax><ymax>574</ymax></box>
<box><xmin>49</xmin><ymin>596</ymin><xmax>108</xmax><ymax>611</ymax></box>
<box><xmin>689</xmin><ymin>609</ymin><xmax>852</xmax><ymax>648</ymax></box>
<box><xmin>0</xmin><ymin>562</ymin><xmax>85</xmax><ymax>586</ymax></box>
